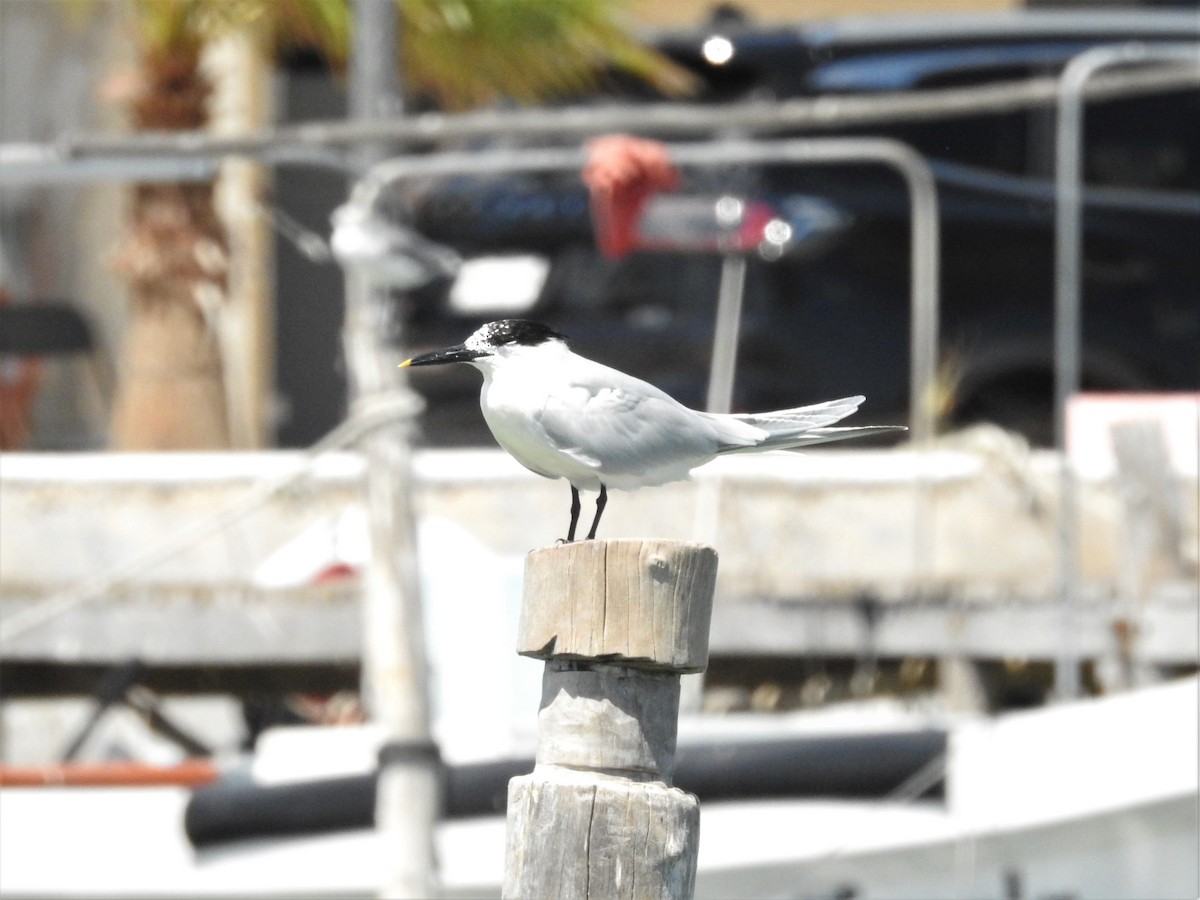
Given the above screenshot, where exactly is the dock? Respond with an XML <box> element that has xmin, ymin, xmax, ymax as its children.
<box><xmin>3</xmin><ymin>434</ymin><xmax>1196</xmax><ymax>684</ymax></box>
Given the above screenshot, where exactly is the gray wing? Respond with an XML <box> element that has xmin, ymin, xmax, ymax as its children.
<box><xmin>534</xmin><ymin>363</ymin><xmax>727</xmax><ymax>483</ymax></box>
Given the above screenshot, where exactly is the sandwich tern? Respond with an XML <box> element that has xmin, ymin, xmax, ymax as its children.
<box><xmin>401</xmin><ymin>319</ymin><xmax>904</xmax><ymax>542</ymax></box>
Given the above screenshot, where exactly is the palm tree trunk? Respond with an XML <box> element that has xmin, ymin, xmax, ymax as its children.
<box><xmin>110</xmin><ymin>47</ymin><xmax>230</xmax><ymax>449</ymax></box>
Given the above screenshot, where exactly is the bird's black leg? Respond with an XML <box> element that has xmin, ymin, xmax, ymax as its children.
<box><xmin>564</xmin><ymin>485</ymin><xmax>581</xmax><ymax>543</ymax></box>
<box><xmin>585</xmin><ymin>484</ymin><xmax>608</xmax><ymax>540</ymax></box>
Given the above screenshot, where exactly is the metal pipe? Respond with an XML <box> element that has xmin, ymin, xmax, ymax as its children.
<box><xmin>349</xmin><ymin>0</ymin><xmax>400</xmax><ymax>125</ymax></box>
<box><xmin>1052</xmin><ymin>41</ymin><xmax>1199</xmax><ymax>701</ymax></box>
<box><xmin>0</xmin><ymin>148</ymin><xmax>221</xmax><ymax>184</ymax></box>
<box><xmin>344</xmin><ymin>4</ymin><xmax>438</xmax><ymax>897</ymax></box>
<box><xmin>693</xmin><ymin>248</ymin><xmax>748</xmax><ymax>550</ymax></box>
<box><xmin>3</xmin><ymin>65</ymin><xmax>1196</xmax><ymax>183</ymax></box>
<box><xmin>706</xmin><ymin>252</ymin><xmax>749</xmax><ymax>416</ymax></box>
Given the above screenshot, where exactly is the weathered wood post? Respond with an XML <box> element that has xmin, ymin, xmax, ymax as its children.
<box><xmin>503</xmin><ymin>539</ymin><xmax>718</xmax><ymax>900</ymax></box>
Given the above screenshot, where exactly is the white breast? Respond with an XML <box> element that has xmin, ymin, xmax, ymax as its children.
<box><xmin>478</xmin><ymin>366</ymin><xmax>605</xmax><ymax>489</ymax></box>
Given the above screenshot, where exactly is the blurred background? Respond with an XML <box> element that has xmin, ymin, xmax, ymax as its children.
<box><xmin>1</xmin><ymin>0</ymin><xmax>1197</xmax><ymax>897</ymax></box>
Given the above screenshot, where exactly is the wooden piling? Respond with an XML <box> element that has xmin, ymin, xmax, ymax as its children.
<box><xmin>503</xmin><ymin>539</ymin><xmax>718</xmax><ymax>900</ymax></box>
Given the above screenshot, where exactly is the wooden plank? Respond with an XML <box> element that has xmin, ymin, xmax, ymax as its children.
<box><xmin>1</xmin><ymin>585</ymin><xmax>1194</xmax><ymax>668</ymax></box>
<box><xmin>708</xmin><ymin>593</ymin><xmax>1199</xmax><ymax>664</ymax></box>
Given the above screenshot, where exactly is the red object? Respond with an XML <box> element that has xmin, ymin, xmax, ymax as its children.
<box><xmin>312</xmin><ymin>562</ymin><xmax>359</xmax><ymax>585</ymax></box>
<box><xmin>0</xmin><ymin>291</ymin><xmax>43</xmax><ymax>450</ymax></box>
<box><xmin>0</xmin><ymin>759</ymin><xmax>219</xmax><ymax>788</ymax></box>
<box><xmin>583</xmin><ymin>135</ymin><xmax>680</xmax><ymax>258</ymax></box>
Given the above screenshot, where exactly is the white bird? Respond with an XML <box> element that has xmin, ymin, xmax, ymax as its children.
<box><xmin>401</xmin><ymin>319</ymin><xmax>905</xmax><ymax>542</ymax></box>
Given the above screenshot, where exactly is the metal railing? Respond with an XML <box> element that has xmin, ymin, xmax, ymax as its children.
<box><xmin>349</xmin><ymin>137</ymin><xmax>941</xmax><ymax>443</ymax></box>
<box><xmin>4</xmin><ymin>65</ymin><xmax>1199</xmax><ymax>185</ymax></box>
<box><xmin>1052</xmin><ymin>41</ymin><xmax>1200</xmax><ymax>700</ymax></box>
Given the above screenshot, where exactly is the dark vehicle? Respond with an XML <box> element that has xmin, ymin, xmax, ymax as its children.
<box><xmin>383</xmin><ymin>10</ymin><xmax>1200</xmax><ymax>447</ymax></box>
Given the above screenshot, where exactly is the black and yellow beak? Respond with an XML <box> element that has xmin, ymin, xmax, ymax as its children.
<box><xmin>399</xmin><ymin>343</ymin><xmax>488</xmax><ymax>368</ymax></box>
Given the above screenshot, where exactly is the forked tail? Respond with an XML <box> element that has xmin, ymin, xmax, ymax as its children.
<box><xmin>703</xmin><ymin>395</ymin><xmax>906</xmax><ymax>453</ymax></box>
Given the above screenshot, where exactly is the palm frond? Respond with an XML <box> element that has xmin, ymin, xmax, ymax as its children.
<box><xmin>113</xmin><ymin>0</ymin><xmax>692</xmax><ymax>111</ymax></box>
<box><xmin>262</xmin><ymin>0</ymin><xmax>352</xmax><ymax>70</ymax></box>
<box><xmin>400</xmin><ymin>0</ymin><xmax>695</xmax><ymax>109</ymax></box>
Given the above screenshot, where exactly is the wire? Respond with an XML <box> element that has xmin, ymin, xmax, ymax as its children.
<box><xmin>258</xmin><ymin>201</ymin><xmax>333</xmax><ymax>263</ymax></box>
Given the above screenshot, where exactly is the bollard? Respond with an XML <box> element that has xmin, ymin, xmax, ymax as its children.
<box><xmin>503</xmin><ymin>539</ymin><xmax>718</xmax><ymax>900</ymax></box>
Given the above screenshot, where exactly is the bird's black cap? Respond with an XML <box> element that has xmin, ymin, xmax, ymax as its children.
<box><xmin>400</xmin><ymin>319</ymin><xmax>567</xmax><ymax>368</ymax></box>
<box><xmin>476</xmin><ymin>319</ymin><xmax>567</xmax><ymax>348</ymax></box>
